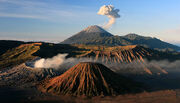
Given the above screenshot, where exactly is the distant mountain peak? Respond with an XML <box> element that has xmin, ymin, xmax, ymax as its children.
<box><xmin>126</xmin><ymin>33</ymin><xmax>140</xmax><ymax>36</ymax></box>
<box><xmin>61</xmin><ymin>26</ymin><xmax>180</xmax><ymax>51</ymax></box>
<box><xmin>124</xmin><ymin>33</ymin><xmax>153</xmax><ymax>41</ymax></box>
<box><xmin>61</xmin><ymin>25</ymin><xmax>113</xmax><ymax>44</ymax></box>
<box><xmin>124</xmin><ymin>33</ymin><xmax>142</xmax><ymax>39</ymax></box>
<box><xmin>82</xmin><ymin>25</ymin><xmax>108</xmax><ymax>33</ymax></box>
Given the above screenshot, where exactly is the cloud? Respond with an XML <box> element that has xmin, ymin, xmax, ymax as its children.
<box><xmin>165</xmin><ymin>27</ymin><xmax>180</xmax><ymax>34</ymax></box>
<box><xmin>0</xmin><ymin>13</ymin><xmax>47</xmax><ymax>19</ymax></box>
<box><xmin>160</xmin><ymin>27</ymin><xmax>180</xmax><ymax>44</ymax></box>
<box><xmin>0</xmin><ymin>0</ymin><xmax>46</xmax><ymax>7</ymax></box>
<box><xmin>147</xmin><ymin>59</ymin><xmax>180</xmax><ymax>71</ymax></box>
<box><xmin>0</xmin><ymin>0</ymin><xmax>84</xmax><ymax>21</ymax></box>
<box><xmin>97</xmin><ymin>5</ymin><xmax>120</xmax><ymax>29</ymax></box>
<box><xmin>0</xmin><ymin>31</ymin><xmax>66</xmax><ymax>42</ymax></box>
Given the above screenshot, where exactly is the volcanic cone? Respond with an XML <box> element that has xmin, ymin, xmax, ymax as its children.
<box><xmin>39</xmin><ymin>62</ymin><xmax>143</xmax><ymax>96</ymax></box>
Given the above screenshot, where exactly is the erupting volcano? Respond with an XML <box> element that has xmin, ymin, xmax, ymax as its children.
<box><xmin>39</xmin><ymin>62</ymin><xmax>143</xmax><ymax>96</ymax></box>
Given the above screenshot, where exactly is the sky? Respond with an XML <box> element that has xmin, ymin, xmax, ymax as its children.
<box><xmin>0</xmin><ymin>0</ymin><xmax>180</xmax><ymax>45</ymax></box>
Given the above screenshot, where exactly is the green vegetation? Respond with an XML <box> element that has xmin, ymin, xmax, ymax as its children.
<box><xmin>0</xmin><ymin>44</ymin><xmax>40</xmax><ymax>69</ymax></box>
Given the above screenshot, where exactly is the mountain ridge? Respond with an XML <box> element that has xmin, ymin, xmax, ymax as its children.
<box><xmin>61</xmin><ymin>26</ymin><xmax>180</xmax><ymax>51</ymax></box>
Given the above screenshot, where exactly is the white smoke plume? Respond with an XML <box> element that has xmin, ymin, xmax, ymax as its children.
<box><xmin>98</xmin><ymin>5</ymin><xmax>120</xmax><ymax>29</ymax></box>
<box><xmin>33</xmin><ymin>53</ymin><xmax>96</xmax><ymax>69</ymax></box>
<box><xmin>34</xmin><ymin>54</ymin><xmax>68</xmax><ymax>68</ymax></box>
<box><xmin>33</xmin><ymin>53</ymin><xmax>180</xmax><ymax>75</ymax></box>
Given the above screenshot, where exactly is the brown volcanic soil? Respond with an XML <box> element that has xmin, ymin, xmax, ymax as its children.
<box><xmin>76</xmin><ymin>45</ymin><xmax>168</xmax><ymax>75</ymax></box>
<box><xmin>39</xmin><ymin>62</ymin><xmax>143</xmax><ymax>96</ymax></box>
<box><xmin>77</xmin><ymin>45</ymin><xmax>152</xmax><ymax>63</ymax></box>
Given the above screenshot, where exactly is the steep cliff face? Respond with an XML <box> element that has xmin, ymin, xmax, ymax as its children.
<box><xmin>79</xmin><ymin>45</ymin><xmax>151</xmax><ymax>63</ymax></box>
<box><xmin>39</xmin><ymin>62</ymin><xmax>143</xmax><ymax>96</ymax></box>
<box><xmin>77</xmin><ymin>45</ymin><xmax>168</xmax><ymax>75</ymax></box>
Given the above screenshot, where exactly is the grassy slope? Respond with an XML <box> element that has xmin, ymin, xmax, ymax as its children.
<box><xmin>0</xmin><ymin>40</ymin><xmax>25</xmax><ymax>55</ymax></box>
<box><xmin>0</xmin><ymin>43</ymin><xmax>88</xmax><ymax>70</ymax></box>
<box><xmin>0</xmin><ymin>43</ymin><xmax>41</xmax><ymax>69</ymax></box>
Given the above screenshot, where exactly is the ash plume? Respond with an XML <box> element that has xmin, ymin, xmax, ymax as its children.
<box><xmin>34</xmin><ymin>54</ymin><xmax>68</xmax><ymax>68</ymax></box>
<box><xmin>98</xmin><ymin>5</ymin><xmax>120</xmax><ymax>29</ymax></box>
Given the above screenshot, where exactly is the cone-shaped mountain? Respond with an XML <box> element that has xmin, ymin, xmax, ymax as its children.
<box><xmin>61</xmin><ymin>25</ymin><xmax>180</xmax><ymax>51</ymax></box>
<box><xmin>61</xmin><ymin>25</ymin><xmax>113</xmax><ymax>44</ymax></box>
<box><xmin>39</xmin><ymin>62</ymin><xmax>143</xmax><ymax>96</ymax></box>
